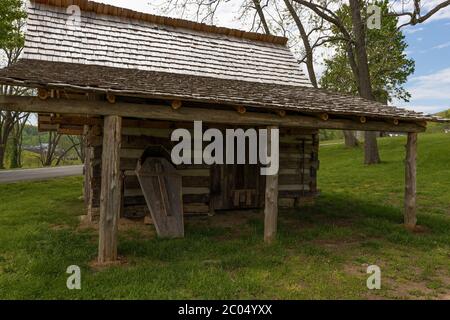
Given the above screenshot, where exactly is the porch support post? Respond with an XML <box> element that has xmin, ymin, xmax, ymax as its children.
<box><xmin>264</xmin><ymin>125</ymin><xmax>279</xmax><ymax>243</ymax></box>
<box><xmin>404</xmin><ymin>132</ymin><xmax>417</xmax><ymax>230</ymax></box>
<box><xmin>98</xmin><ymin>115</ymin><xmax>122</xmax><ymax>263</ymax></box>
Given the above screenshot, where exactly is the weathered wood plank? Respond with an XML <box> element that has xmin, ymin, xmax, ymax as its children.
<box><xmin>98</xmin><ymin>115</ymin><xmax>122</xmax><ymax>263</ymax></box>
<box><xmin>136</xmin><ymin>157</ymin><xmax>184</xmax><ymax>238</ymax></box>
<box><xmin>264</xmin><ymin>125</ymin><xmax>279</xmax><ymax>244</ymax></box>
<box><xmin>0</xmin><ymin>96</ymin><xmax>427</xmax><ymax>132</ymax></box>
<box><xmin>404</xmin><ymin>132</ymin><xmax>417</xmax><ymax>229</ymax></box>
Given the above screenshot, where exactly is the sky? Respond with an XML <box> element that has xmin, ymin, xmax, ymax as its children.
<box><xmin>93</xmin><ymin>0</ymin><xmax>450</xmax><ymax>115</ymax></box>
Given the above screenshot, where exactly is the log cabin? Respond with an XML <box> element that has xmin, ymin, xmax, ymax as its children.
<box><xmin>0</xmin><ymin>0</ymin><xmax>446</xmax><ymax>263</ymax></box>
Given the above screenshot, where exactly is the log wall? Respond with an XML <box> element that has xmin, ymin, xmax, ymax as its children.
<box><xmin>83</xmin><ymin>120</ymin><xmax>319</xmax><ymax>220</ymax></box>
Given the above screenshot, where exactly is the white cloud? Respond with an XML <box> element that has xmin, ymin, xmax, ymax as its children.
<box><xmin>397</xmin><ymin>67</ymin><xmax>450</xmax><ymax>114</ymax></box>
<box><xmin>432</xmin><ymin>41</ymin><xmax>450</xmax><ymax>49</ymax></box>
<box><xmin>396</xmin><ymin>104</ymin><xmax>447</xmax><ymax>114</ymax></box>
<box><xmin>403</xmin><ymin>27</ymin><xmax>424</xmax><ymax>34</ymax></box>
<box><xmin>409</xmin><ymin>67</ymin><xmax>450</xmax><ymax>100</ymax></box>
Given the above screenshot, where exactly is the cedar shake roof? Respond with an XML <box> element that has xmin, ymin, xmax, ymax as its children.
<box><xmin>0</xmin><ymin>59</ymin><xmax>439</xmax><ymax>121</ymax></box>
<box><xmin>0</xmin><ymin>0</ymin><xmax>444</xmax><ymax>122</ymax></box>
<box><xmin>23</xmin><ymin>0</ymin><xmax>309</xmax><ymax>86</ymax></box>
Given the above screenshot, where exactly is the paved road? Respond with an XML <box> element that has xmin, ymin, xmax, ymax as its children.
<box><xmin>0</xmin><ymin>165</ymin><xmax>83</xmax><ymax>184</ymax></box>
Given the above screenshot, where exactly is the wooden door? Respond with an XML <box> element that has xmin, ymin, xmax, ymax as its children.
<box><xmin>211</xmin><ymin>162</ymin><xmax>265</xmax><ymax>210</ymax></box>
<box><xmin>136</xmin><ymin>157</ymin><xmax>184</xmax><ymax>238</ymax></box>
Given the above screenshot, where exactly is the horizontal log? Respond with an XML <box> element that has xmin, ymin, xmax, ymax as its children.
<box><xmin>279</xmin><ymin>175</ymin><xmax>312</xmax><ymax>185</ymax></box>
<box><xmin>124</xmin><ymin>175</ymin><xmax>210</xmax><ymax>189</ymax></box>
<box><xmin>120</xmin><ymin>148</ymin><xmax>145</xmax><ymax>159</ymax></box>
<box><xmin>279</xmin><ymin>198</ymin><xmax>295</xmax><ymax>208</ymax></box>
<box><xmin>183</xmin><ymin>203</ymin><xmax>210</xmax><ymax>214</ymax></box>
<box><xmin>123</xmin><ymin>168</ymin><xmax>210</xmax><ymax>177</ymax></box>
<box><xmin>123</xmin><ymin>205</ymin><xmax>149</xmax><ymax>218</ymax></box>
<box><xmin>124</xmin><ymin>193</ymin><xmax>211</xmax><ymax>206</ymax></box>
<box><xmin>0</xmin><ymin>96</ymin><xmax>426</xmax><ymax>133</ymax></box>
<box><xmin>121</xmin><ymin>135</ymin><xmax>172</xmax><ymax>149</ymax></box>
<box><xmin>280</xmin><ymin>128</ymin><xmax>318</xmax><ymax>135</ymax></box>
<box><xmin>279</xmin><ymin>184</ymin><xmax>310</xmax><ymax>191</ymax></box>
<box><xmin>124</xmin><ymin>187</ymin><xmax>210</xmax><ymax>197</ymax></box>
<box><xmin>122</xmin><ymin>127</ymin><xmax>172</xmax><ymax>137</ymax></box>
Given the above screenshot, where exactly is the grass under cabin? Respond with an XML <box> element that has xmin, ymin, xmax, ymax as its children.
<box><xmin>0</xmin><ymin>133</ymin><xmax>449</xmax><ymax>299</ymax></box>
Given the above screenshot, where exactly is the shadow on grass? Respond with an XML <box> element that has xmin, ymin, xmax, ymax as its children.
<box><xmin>278</xmin><ymin>193</ymin><xmax>450</xmax><ymax>250</ymax></box>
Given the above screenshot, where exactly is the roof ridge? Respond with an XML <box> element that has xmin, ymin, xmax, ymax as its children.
<box><xmin>31</xmin><ymin>0</ymin><xmax>288</xmax><ymax>45</ymax></box>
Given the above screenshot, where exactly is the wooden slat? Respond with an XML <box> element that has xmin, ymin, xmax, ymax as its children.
<box><xmin>136</xmin><ymin>157</ymin><xmax>184</xmax><ymax>238</ymax></box>
<box><xmin>264</xmin><ymin>125</ymin><xmax>279</xmax><ymax>244</ymax></box>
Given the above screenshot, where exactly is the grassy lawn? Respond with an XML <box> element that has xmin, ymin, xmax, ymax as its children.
<box><xmin>0</xmin><ymin>133</ymin><xmax>449</xmax><ymax>299</ymax></box>
<box><xmin>1</xmin><ymin>150</ymin><xmax>82</xmax><ymax>170</ymax></box>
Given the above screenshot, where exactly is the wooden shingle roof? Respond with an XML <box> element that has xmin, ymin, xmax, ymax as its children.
<box><xmin>24</xmin><ymin>0</ymin><xmax>310</xmax><ymax>86</ymax></box>
<box><xmin>0</xmin><ymin>59</ymin><xmax>440</xmax><ymax>122</ymax></box>
<box><xmin>0</xmin><ymin>0</ymin><xmax>444</xmax><ymax>123</ymax></box>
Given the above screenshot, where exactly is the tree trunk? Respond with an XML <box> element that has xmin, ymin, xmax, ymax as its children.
<box><xmin>349</xmin><ymin>0</ymin><xmax>381</xmax><ymax>164</ymax></box>
<box><xmin>0</xmin><ymin>146</ymin><xmax>5</xmax><ymax>169</ymax></box>
<box><xmin>9</xmin><ymin>133</ymin><xmax>19</xmax><ymax>168</ymax></box>
<box><xmin>364</xmin><ymin>131</ymin><xmax>381</xmax><ymax>164</ymax></box>
<box><xmin>343</xmin><ymin>130</ymin><xmax>359</xmax><ymax>148</ymax></box>
<box><xmin>283</xmin><ymin>0</ymin><xmax>318</xmax><ymax>88</ymax></box>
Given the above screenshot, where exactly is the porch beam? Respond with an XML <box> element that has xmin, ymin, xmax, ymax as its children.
<box><xmin>404</xmin><ymin>132</ymin><xmax>418</xmax><ymax>230</ymax></box>
<box><xmin>264</xmin><ymin>126</ymin><xmax>279</xmax><ymax>244</ymax></box>
<box><xmin>0</xmin><ymin>96</ymin><xmax>426</xmax><ymax>133</ymax></box>
<box><xmin>98</xmin><ymin>115</ymin><xmax>123</xmax><ymax>263</ymax></box>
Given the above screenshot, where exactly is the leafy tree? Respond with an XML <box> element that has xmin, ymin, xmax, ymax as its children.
<box><xmin>0</xmin><ymin>0</ymin><xmax>26</xmax><ymax>169</ymax></box>
<box><xmin>320</xmin><ymin>0</ymin><xmax>414</xmax><ymax>148</ymax></box>
<box><xmin>321</xmin><ymin>1</ymin><xmax>414</xmax><ymax>103</ymax></box>
<box><xmin>0</xmin><ymin>0</ymin><xmax>25</xmax><ymax>50</ymax></box>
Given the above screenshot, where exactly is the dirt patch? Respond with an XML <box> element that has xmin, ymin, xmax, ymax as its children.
<box><xmin>207</xmin><ymin>209</ymin><xmax>262</xmax><ymax>228</ymax></box>
<box><xmin>409</xmin><ymin>225</ymin><xmax>432</xmax><ymax>234</ymax></box>
<box><xmin>89</xmin><ymin>256</ymin><xmax>129</xmax><ymax>271</ymax></box>
<box><xmin>186</xmin><ymin>210</ymin><xmax>262</xmax><ymax>240</ymax></box>
<box><xmin>49</xmin><ymin>224</ymin><xmax>71</xmax><ymax>231</ymax></box>
<box><xmin>343</xmin><ymin>262</ymin><xmax>450</xmax><ymax>300</ymax></box>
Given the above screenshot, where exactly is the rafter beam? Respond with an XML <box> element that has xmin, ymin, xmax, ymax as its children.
<box><xmin>0</xmin><ymin>96</ymin><xmax>426</xmax><ymax>133</ymax></box>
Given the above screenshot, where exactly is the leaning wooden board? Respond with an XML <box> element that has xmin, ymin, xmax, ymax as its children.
<box><xmin>136</xmin><ymin>157</ymin><xmax>184</xmax><ymax>238</ymax></box>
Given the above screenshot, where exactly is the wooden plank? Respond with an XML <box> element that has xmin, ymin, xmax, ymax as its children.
<box><xmin>404</xmin><ymin>132</ymin><xmax>417</xmax><ymax>229</ymax></box>
<box><xmin>0</xmin><ymin>96</ymin><xmax>427</xmax><ymax>133</ymax></box>
<box><xmin>98</xmin><ymin>115</ymin><xmax>122</xmax><ymax>264</ymax></box>
<box><xmin>279</xmin><ymin>198</ymin><xmax>295</xmax><ymax>208</ymax></box>
<box><xmin>264</xmin><ymin>125</ymin><xmax>279</xmax><ymax>244</ymax></box>
<box><xmin>136</xmin><ymin>157</ymin><xmax>184</xmax><ymax>238</ymax></box>
<box><xmin>183</xmin><ymin>203</ymin><xmax>210</xmax><ymax>214</ymax></box>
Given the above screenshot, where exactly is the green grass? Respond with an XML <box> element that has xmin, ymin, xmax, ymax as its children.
<box><xmin>0</xmin><ymin>133</ymin><xmax>449</xmax><ymax>299</ymax></box>
<box><xmin>2</xmin><ymin>150</ymin><xmax>81</xmax><ymax>170</ymax></box>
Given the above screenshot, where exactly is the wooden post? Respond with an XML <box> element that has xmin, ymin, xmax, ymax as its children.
<box><xmin>264</xmin><ymin>125</ymin><xmax>279</xmax><ymax>243</ymax></box>
<box><xmin>83</xmin><ymin>125</ymin><xmax>91</xmax><ymax>207</ymax></box>
<box><xmin>98</xmin><ymin>115</ymin><xmax>122</xmax><ymax>263</ymax></box>
<box><xmin>404</xmin><ymin>132</ymin><xmax>417</xmax><ymax>230</ymax></box>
